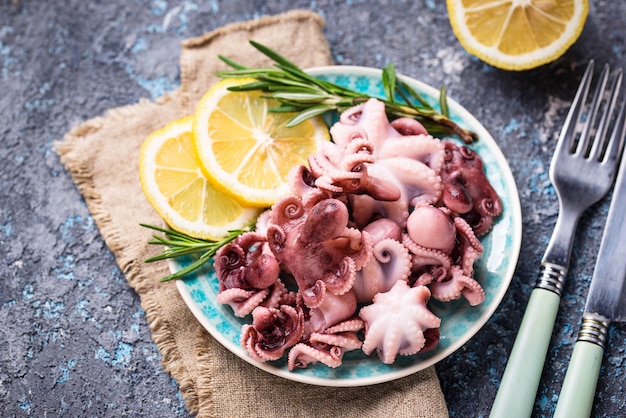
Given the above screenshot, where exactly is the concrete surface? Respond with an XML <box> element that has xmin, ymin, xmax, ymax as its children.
<box><xmin>1</xmin><ymin>1</ymin><xmax>625</xmax><ymax>416</ymax></box>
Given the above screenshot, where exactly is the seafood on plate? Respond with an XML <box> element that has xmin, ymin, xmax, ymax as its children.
<box><xmin>213</xmin><ymin>98</ymin><xmax>502</xmax><ymax>369</ymax></box>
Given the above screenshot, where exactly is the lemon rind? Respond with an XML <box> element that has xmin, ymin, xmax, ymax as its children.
<box><xmin>447</xmin><ymin>0</ymin><xmax>589</xmax><ymax>71</ymax></box>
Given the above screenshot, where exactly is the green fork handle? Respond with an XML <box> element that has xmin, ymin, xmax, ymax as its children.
<box><xmin>490</xmin><ymin>288</ymin><xmax>561</xmax><ymax>418</ymax></box>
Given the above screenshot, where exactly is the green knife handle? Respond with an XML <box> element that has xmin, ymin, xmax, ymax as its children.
<box><xmin>553</xmin><ymin>315</ymin><xmax>609</xmax><ymax>418</ymax></box>
<box><xmin>490</xmin><ymin>288</ymin><xmax>561</xmax><ymax>418</ymax></box>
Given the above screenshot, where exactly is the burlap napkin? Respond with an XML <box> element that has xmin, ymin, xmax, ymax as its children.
<box><xmin>55</xmin><ymin>10</ymin><xmax>449</xmax><ymax>418</ymax></box>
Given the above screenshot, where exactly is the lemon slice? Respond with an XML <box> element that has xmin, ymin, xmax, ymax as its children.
<box><xmin>193</xmin><ymin>78</ymin><xmax>330</xmax><ymax>207</ymax></box>
<box><xmin>139</xmin><ymin>116</ymin><xmax>261</xmax><ymax>240</ymax></box>
<box><xmin>447</xmin><ymin>0</ymin><xmax>589</xmax><ymax>71</ymax></box>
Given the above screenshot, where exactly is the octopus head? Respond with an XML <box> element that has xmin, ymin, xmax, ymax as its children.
<box><xmin>301</xmin><ymin>198</ymin><xmax>349</xmax><ymax>244</ymax></box>
<box><xmin>406</xmin><ymin>205</ymin><xmax>456</xmax><ymax>254</ymax></box>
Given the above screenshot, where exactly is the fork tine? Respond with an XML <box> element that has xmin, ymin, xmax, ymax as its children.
<box><xmin>591</xmin><ymin>69</ymin><xmax>624</xmax><ymax>162</ymax></box>
<box><xmin>600</xmin><ymin>94</ymin><xmax>626</xmax><ymax>165</ymax></box>
<box><xmin>576</xmin><ymin>63</ymin><xmax>610</xmax><ymax>156</ymax></box>
<box><xmin>553</xmin><ymin>60</ymin><xmax>595</xmax><ymax>158</ymax></box>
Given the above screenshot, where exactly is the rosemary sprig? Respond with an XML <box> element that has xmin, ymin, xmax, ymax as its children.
<box><xmin>217</xmin><ymin>40</ymin><xmax>477</xmax><ymax>143</ymax></box>
<box><xmin>141</xmin><ymin>223</ymin><xmax>251</xmax><ymax>282</ymax></box>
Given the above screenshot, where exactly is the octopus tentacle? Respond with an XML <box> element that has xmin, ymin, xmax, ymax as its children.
<box><xmin>288</xmin><ymin>343</ymin><xmax>344</xmax><ymax>370</ymax></box>
<box><xmin>254</xmin><ymin>210</ymin><xmax>272</xmax><ymax>236</ymax></box>
<box><xmin>429</xmin><ymin>265</ymin><xmax>485</xmax><ymax>306</ymax></box>
<box><xmin>324</xmin><ymin>318</ymin><xmax>364</xmax><ymax>334</ymax></box>
<box><xmin>471</xmin><ymin>211</ymin><xmax>495</xmax><ymax>237</ymax></box>
<box><xmin>344</xmin><ymin>227</ymin><xmax>373</xmax><ymax>271</ymax></box>
<box><xmin>414</xmin><ymin>271</ymin><xmax>434</xmax><ymax>287</ymax></box>
<box><xmin>310</xmin><ymin>331</ymin><xmax>362</xmax><ymax>350</ymax></box>
<box><xmin>266</xmin><ymin>224</ymin><xmax>287</xmax><ymax>252</ymax></box>
<box><xmin>271</xmin><ymin>195</ymin><xmax>306</xmax><ymax>224</ymax></box>
<box><xmin>241</xmin><ymin>305</ymin><xmax>304</xmax><ymax>362</ymax></box>
<box><xmin>309</xmin><ymin>142</ymin><xmax>370</xmax><ymax>194</ymax></box>
<box><xmin>312</xmin><ymin>140</ymin><xmax>345</xmax><ymax>167</ymax></box>
<box><xmin>323</xmin><ymin>257</ymin><xmax>356</xmax><ymax>296</ymax></box>
<box><xmin>341</xmin><ymin>131</ymin><xmax>374</xmax><ymax>155</ymax></box>
<box><xmin>338</xmin><ymin>103</ymin><xmax>365</xmax><ymax>125</ymax></box>
<box><xmin>288</xmin><ymin>165</ymin><xmax>319</xmax><ymax>199</ymax></box>
<box><xmin>216</xmin><ymin>288</ymin><xmax>270</xmax><ymax>318</ymax></box>
<box><xmin>455</xmin><ymin>216</ymin><xmax>483</xmax><ymax>252</ymax></box>
<box><xmin>380</xmin><ymin>158</ymin><xmax>443</xmax><ymax>206</ymax></box>
<box><xmin>301</xmin><ymin>280</ymin><xmax>327</xmax><ymax>308</ymax></box>
<box><xmin>454</xmin><ymin>217</ymin><xmax>484</xmax><ymax>276</ymax></box>
<box><xmin>308</xmin><ymin>290</ymin><xmax>358</xmax><ymax>332</ymax></box>
<box><xmin>301</xmin><ymin>187</ymin><xmax>330</xmax><ymax>211</ymax></box>
<box><xmin>402</xmin><ymin>233</ymin><xmax>452</xmax><ymax>271</ymax></box>
<box><xmin>379</xmin><ymin>135</ymin><xmax>445</xmax><ymax>169</ymax></box>
<box><xmin>353</xmin><ymin>237</ymin><xmax>412</xmax><ymax>303</ymax></box>
<box><xmin>259</xmin><ymin>279</ymin><xmax>287</xmax><ymax>310</ymax></box>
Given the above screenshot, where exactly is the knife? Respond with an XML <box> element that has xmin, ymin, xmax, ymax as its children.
<box><xmin>553</xmin><ymin>118</ymin><xmax>626</xmax><ymax>418</ymax></box>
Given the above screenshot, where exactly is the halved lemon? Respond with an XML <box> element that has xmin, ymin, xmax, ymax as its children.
<box><xmin>139</xmin><ymin>116</ymin><xmax>261</xmax><ymax>240</ymax></box>
<box><xmin>447</xmin><ymin>0</ymin><xmax>589</xmax><ymax>71</ymax></box>
<box><xmin>193</xmin><ymin>78</ymin><xmax>330</xmax><ymax>207</ymax></box>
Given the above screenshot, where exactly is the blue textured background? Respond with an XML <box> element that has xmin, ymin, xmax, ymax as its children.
<box><xmin>1</xmin><ymin>1</ymin><xmax>625</xmax><ymax>417</ymax></box>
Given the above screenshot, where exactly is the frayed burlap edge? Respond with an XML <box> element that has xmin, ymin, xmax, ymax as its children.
<box><xmin>54</xmin><ymin>91</ymin><xmax>205</xmax><ymax>412</ymax></box>
<box><xmin>182</xmin><ymin>9</ymin><xmax>325</xmax><ymax>50</ymax></box>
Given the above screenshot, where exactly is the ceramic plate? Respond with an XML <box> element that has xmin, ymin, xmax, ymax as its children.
<box><xmin>173</xmin><ymin>66</ymin><xmax>522</xmax><ymax>387</ymax></box>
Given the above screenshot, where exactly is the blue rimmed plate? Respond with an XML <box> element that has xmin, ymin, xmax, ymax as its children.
<box><xmin>173</xmin><ymin>66</ymin><xmax>522</xmax><ymax>387</ymax></box>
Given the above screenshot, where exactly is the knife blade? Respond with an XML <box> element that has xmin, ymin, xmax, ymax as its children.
<box><xmin>553</xmin><ymin>108</ymin><xmax>626</xmax><ymax>418</ymax></box>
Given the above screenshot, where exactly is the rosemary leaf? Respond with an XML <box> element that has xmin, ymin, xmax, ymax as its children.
<box><xmin>141</xmin><ymin>223</ymin><xmax>251</xmax><ymax>281</ymax></box>
<box><xmin>216</xmin><ymin>41</ymin><xmax>477</xmax><ymax>143</ymax></box>
<box><xmin>287</xmin><ymin>105</ymin><xmax>333</xmax><ymax>127</ymax></box>
<box><xmin>382</xmin><ymin>63</ymin><xmax>397</xmax><ymax>104</ymax></box>
<box><xmin>225</xmin><ymin>80</ymin><xmax>275</xmax><ymax>91</ymax></box>
<box><xmin>250</xmin><ymin>40</ymin><xmax>301</xmax><ymax>71</ymax></box>
<box><xmin>159</xmin><ymin>253</ymin><xmax>213</xmax><ymax>282</ymax></box>
<box><xmin>393</xmin><ymin>88</ymin><xmax>436</xmax><ymax>115</ymax></box>
<box><xmin>267</xmin><ymin>105</ymin><xmax>303</xmax><ymax>113</ymax></box>
<box><xmin>217</xmin><ymin>55</ymin><xmax>249</xmax><ymax>70</ymax></box>
<box><xmin>439</xmin><ymin>86</ymin><xmax>450</xmax><ymax>118</ymax></box>
<box><xmin>272</xmin><ymin>92</ymin><xmax>334</xmax><ymax>102</ymax></box>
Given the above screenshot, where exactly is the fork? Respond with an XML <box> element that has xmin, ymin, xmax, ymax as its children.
<box><xmin>490</xmin><ymin>61</ymin><xmax>625</xmax><ymax>418</ymax></box>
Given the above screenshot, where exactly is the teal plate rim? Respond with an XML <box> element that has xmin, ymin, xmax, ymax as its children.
<box><xmin>173</xmin><ymin>65</ymin><xmax>523</xmax><ymax>387</ymax></box>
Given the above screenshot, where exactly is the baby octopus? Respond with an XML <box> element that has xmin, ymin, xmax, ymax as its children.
<box><xmin>212</xmin><ymin>97</ymin><xmax>502</xmax><ymax>370</ymax></box>
<box><xmin>360</xmin><ymin>280</ymin><xmax>441</xmax><ymax>364</ymax></box>
<box><xmin>441</xmin><ymin>142</ymin><xmax>502</xmax><ymax>236</ymax></box>
<box><xmin>404</xmin><ymin>204</ymin><xmax>486</xmax><ymax>306</ymax></box>
<box><xmin>214</xmin><ymin>232</ymin><xmax>282</xmax><ymax>317</ymax></box>
<box><xmin>266</xmin><ymin>193</ymin><xmax>371</xmax><ymax>312</ymax></box>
